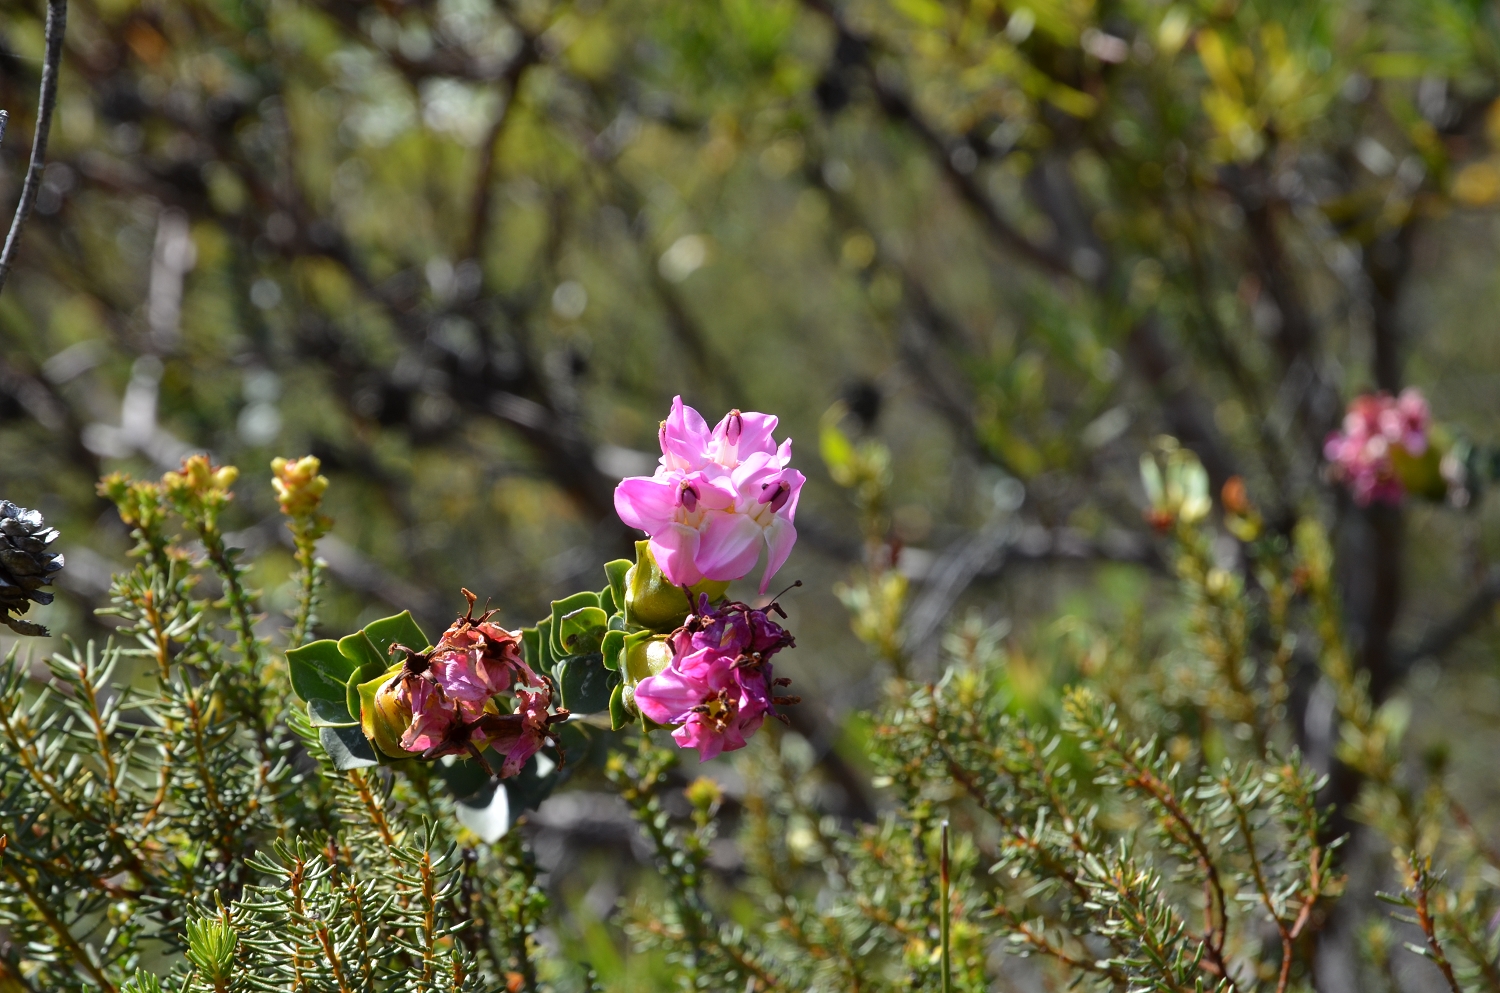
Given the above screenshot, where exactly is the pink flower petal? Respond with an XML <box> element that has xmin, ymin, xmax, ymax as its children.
<box><xmin>615</xmin><ymin>476</ymin><xmax>680</xmax><ymax>533</ymax></box>
<box><xmin>635</xmin><ymin>666</ymin><xmax>709</xmax><ymax>724</ymax></box>
<box><xmin>660</xmin><ymin>396</ymin><xmax>713</xmax><ymax>471</ymax></box>
<box><xmin>773</xmin><ymin>467</ymin><xmax>805</xmax><ymax>523</ymax></box>
<box><xmin>695</xmin><ymin>511</ymin><xmax>765</xmax><ymax>583</ymax></box>
<box><xmin>712</xmin><ymin>410</ymin><xmax>779</xmax><ymax>463</ymax></box>
<box><xmin>650</xmin><ymin>523</ymin><xmax>704</xmax><ymax>586</ymax></box>
<box><xmin>684</xmin><ymin>470</ymin><xmax>737</xmax><ymax>511</ymax></box>
<box><xmin>672</xmin><ymin>716</ymin><xmax>722</xmax><ymax>760</ymax></box>
<box><xmin>759</xmin><ymin>516</ymin><xmax>798</xmax><ymax>594</ymax></box>
<box><xmin>401</xmin><ymin>678</ymin><xmax>460</xmax><ymax>752</ymax></box>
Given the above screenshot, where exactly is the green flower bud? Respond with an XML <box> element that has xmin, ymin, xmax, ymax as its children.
<box><xmin>623</xmin><ymin>629</ymin><xmax>673</xmax><ymax>686</ymax></box>
<box><xmin>623</xmin><ymin>540</ymin><xmax>728</xmax><ymax>631</ymax></box>
<box><xmin>358</xmin><ymin>664</ymin><xmax>420</xmax><ymax>759</ymax></box>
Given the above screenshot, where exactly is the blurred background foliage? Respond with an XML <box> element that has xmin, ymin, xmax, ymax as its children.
<box><xmin>6</xmin><ymin>0</ymin><xmax>1500</xmax><ymax>987</ymax></box>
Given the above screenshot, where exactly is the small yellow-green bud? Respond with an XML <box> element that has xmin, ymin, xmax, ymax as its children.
<box><xmin>684</xmin><ymin>776</ymin><xmax>722</xmax><ymax>813</ymax></box>
<box><xmin>272</xmin><ymin>455</ymin><xmax>330</xmax><ymax>519</ymax></box>
<box><xmin>623</xmin><ymin>632</ymin><xmax>674</xmax><ymax>686</ymax></box>
<box><xmin>623</xmin><ymin>540</ymin><xmax>728</xmax><ymax>631</ymax></box>
<box><xmin>358</xmin><ymin>665</ymin><xmax>420</xmax><ymax>759</ymax></box>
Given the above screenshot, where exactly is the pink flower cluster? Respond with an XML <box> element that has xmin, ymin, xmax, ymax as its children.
<box><xmin>615</xmin><ymin>398</ymin><xmax>805</xmax><ymax>594</ymax></box>
<box><xmin>633</xmin><ymin>595</ymin><xmax>797</xmax><ymax>761</ymax></box>
<box><xmin>388</xmin><ymin>604</ymin><xmax>565</xmax><ymax>776</ymax></box>
<box><xmin>1324</xmin><ymin>388</ymin><xmax>1430</xmax><ymax>506</ymax></box>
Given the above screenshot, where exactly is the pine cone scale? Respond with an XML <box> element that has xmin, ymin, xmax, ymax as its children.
<box><xmin>0</xmin><ymin>500</ymin><xmax>64</xmax><ymax>636</ymax></box>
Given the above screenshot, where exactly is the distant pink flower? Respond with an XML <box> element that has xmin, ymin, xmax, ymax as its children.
<box><xmin>1324</xmin><ymin>388</ymin><xmax>1431</xmax><ymax>506</ymax></box>
<box><xmin>634</xmin><ymin>597</ymin><xmax>796</xmax><ymax>761</ymax></box>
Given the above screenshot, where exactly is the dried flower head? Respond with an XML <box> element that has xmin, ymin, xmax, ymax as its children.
<box><xmin>364</xmin><ymin>592</ymin><xmax>566</xmax><ymax>770</ymax></box>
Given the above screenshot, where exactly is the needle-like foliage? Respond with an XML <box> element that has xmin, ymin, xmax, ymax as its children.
<box><xmin>3</xmin><ymin>446</ymin><xmax>1499</xmax><ymax>993</ymax></box>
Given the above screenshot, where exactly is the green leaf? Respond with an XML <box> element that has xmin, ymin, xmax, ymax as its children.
<box><xmin>521</xmin><ymin>626</ymin><xmax>542</xmax><ymax>669</ymax></box>
<box><xmin>347</xmin><ymin>667</ymin><xmax>367</xmax><ymax>722</ymax></box>
<box><xmin>288</xmin><ymin>639</ymin><xmax>356</xmax><ymax>708</ymax></box>
<box><xmin>319</xmin><ymin>724</ymin><xmax>379</xmax><ymax>770</ymax></box>
<box><xmin>336</xmin><ymin>632</ymin><xmax>388</xmax><ymax>719</ymax></box>
<box><xmin>361</xmin><ymin>610</ymin><xmax>430</xmax><ymax>656</ymax></box>
<box><xmin>535</xmin><ymin>617</ymin><xmax>557</xmax><ymax>673</ymax></box>
<box><xmin>308</xmin><ymin>696</ymin><xmax>356</xmax><ymax>727</ymax></box>
<box><xmin>122</xmin><ymin>969</ymin><xmax>164</xmax><ymax>993</ymax></box>
<box><xmin>609</xmin><ymin>681</ymin><xmax>630</xmax><ymax>731</ymax></box>
<box><xmin>600</xmin><ymin>629</ymin><xmax>625</xmax><ymax>671</ymax></box>
<box><xmin>560</xmin><ymin>605</ymin><xmax>609</xmax><ymax>655</ymax></box>
<box><xmin>599</xmin><ymin>584</ymin><xmax>618</xmax><ymax>617</ymax></box>
<box><xmin>550</xmin><ymin>592</ymin><xmax>601</xmax><ymax>656</ymax></box>
<box><xmin>604</xmin><ymin>558</ymin><xmax>631</xmax><ymax>613</ymax></box>
<box><xmin>338</xmin><ymin>631</ymin><xmax>386</xmax><ymax>672</ymax></box>
<box><xmin>556</xmin><ymin>652</ymin><xmax>619</xmax><ymax>713</ymax></box>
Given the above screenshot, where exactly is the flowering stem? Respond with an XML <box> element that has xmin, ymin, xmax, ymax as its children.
<box><xmin>289</xmin><ymin>532</ymin><xmax>322</xmax><ymax>649</ymax></box>
<box><xmin>202</xmin><ymin>528</ymin><xmax>262</xmax><ymax>672</ymax></box>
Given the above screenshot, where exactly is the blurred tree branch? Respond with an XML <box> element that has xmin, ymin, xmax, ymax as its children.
<box><xmin>801</xmin><ymin>0</ymin><xmax>1241</xmax><ymax>491</ymax></box>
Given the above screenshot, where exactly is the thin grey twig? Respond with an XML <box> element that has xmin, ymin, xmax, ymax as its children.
<box><xmin>904</xmin><ymin>522</ymin><xmax>1159</xmax><ymax>673</ymax></box>
<box><xmin>0</xmin><ymin>0</ymin><xmax>68</xmax><ymax>295</ymax></box>
<box><xmin>905</xmin><ymin>519</ymin><xmax>1016</xmax><ymax>674</ymax></box>
<box><xmin>1395</xmin><ymin>565</ymin><xmax>1500</xmax><ymax>671</ymax></box>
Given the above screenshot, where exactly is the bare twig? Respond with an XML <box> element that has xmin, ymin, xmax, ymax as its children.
<box><xmin>799</xmin><ymin>0</ymin><xmax>1239</xmax><ymax>490</ymax></box>
<box><xmin>903</xmin><ymin>522</ymin><xmax>1157</xmax><ymax>672</ymax></box>
<box><xmin>0</xmin><ymin>0</ymin><xmax>68</xmax><ymax>296</ymax></box>
<box><xmin>462</xmin><ymin>37</ymin><xmax>540</xmax><ymax>263</ymax></box>
<box><xmin>1395</xmin><ymin>564</ymin><xmax>1500</xmax><ymax>671</ymax></box>
<box><xmin>799</xmin><ymin>0</ymin><xmax>1069</xmax><ymax>278</ymax></box>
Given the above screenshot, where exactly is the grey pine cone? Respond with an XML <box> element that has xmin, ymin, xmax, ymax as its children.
<box><xmin>0</xmin><ymin>501</ymin><xmax>64</xmax><ymax>637</ymax></box>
